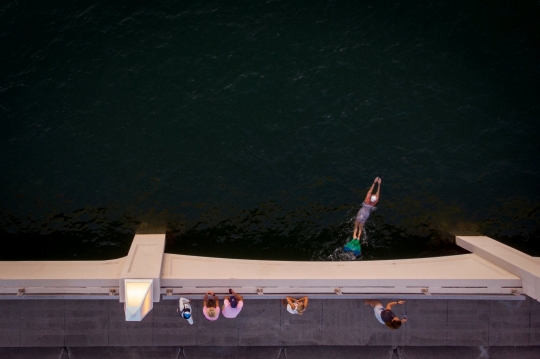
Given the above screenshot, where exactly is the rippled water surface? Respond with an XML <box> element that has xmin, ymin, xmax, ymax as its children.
<box><xmin>1</xmin><ymin>0</ymin><xmax>539</xmax><ymax>261</ymax></box>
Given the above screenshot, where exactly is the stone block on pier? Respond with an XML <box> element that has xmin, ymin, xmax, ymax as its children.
<box><xmin>446</xmin><ymin>300</ymin><xmax>488</xmax><ymax>346</ymax></box>
<box><xmin>183</xmin><ymin>346</ymin><xmax>237</xmax><ymax>358</ymax></box>
<box><xmin>237</xmin><ymin>346</ymin><xmax>282</xmax><ymax>359</ymax></box>
<box><xmin>488</xmin><ymin>298</ymin><xmax>530</xmax><ymax>345</ymax></box>
<box><xmin>108</xmin><ymin>300</ymin><xmax>153</xmax><ymax>346</ymax></box>
<box><xmin>488</xmin><ymin>346</ymin><xmax>540</xmax><ymax>359</ymax></box>
<box><xmin>195</xmin><ymin>301</ymin><xmax>238</xmax><ymax>346</ymax></box>
<box><xmin>0</xmin><ymin>300</ymin><xmax>20</xmax><ymax>347</ymax></box>
<box><xmin>529</xmin><ymin>297</ymin><xmax>540</xmax><ymax>345</ymax></box>
<box><xmin>64</xmin><ymin>300</ymin><xmax>108</xmax><ymax>346</ymax></box>
<box><xmin>19</xmin><ymin>300</ymin><xmax>65</xmax><ymax>347</ymax></box>
<box><xmin>237</xmin><ymin>299</ymin><xmax>281</xmax><ymax>346</ymax></box>
<box><xmin>0</xmin><ymin>348</ymin><xmax>66</xmax><ymax>359</ymax></box>
<box><xmin>401</xmin><ymin>346</ymin><xmax>489</xmax><ymax>359</ymax></box>
<box><xmin>321</xmin><ymin>299</ymin><xmax>365</xmax><ymax>345</ymax></box>
<box><xmin>151</xmin><ymin>299</ymin><xmax>197</xmax><ymax>346</ymax></box>
<box><xmin>68</xmin><ymin>346</ymin><xmax>180</xmax><ymax>359</ymax></box>
<box><xmin>404</xmin><ymin>300</ymin><xmax>447</xmax><ymax>346</ymax></box>
<box><xmin>285</xmin><ymin>346</ymin><xmax>394</xmax><ymax>359</ymax></box>
<box><xmin>279</xmin><ymin>299</ymin><xmax>322</xmax><ymax>345</ymax></box>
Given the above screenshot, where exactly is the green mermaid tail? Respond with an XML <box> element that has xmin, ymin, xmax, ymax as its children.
<box><xmin>343</xmin><ymin>238</ymin><xmax>361</xmax><ymax>256</ymax></box>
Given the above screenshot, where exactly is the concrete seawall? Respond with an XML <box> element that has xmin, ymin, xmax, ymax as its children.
<box><xmin>1</xmin><ymin>235</ymin><xmax>540</xmax><ymax>357</ymax></box>
<box><xmin>1</xmin><ymin>235</ymin><xmax>536</xmax><ymax>301</ymax></box>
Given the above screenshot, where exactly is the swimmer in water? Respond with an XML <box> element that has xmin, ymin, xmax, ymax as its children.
<box><xmin>353</xmin><ymin>177</ymin><xmax>381</xmax><ymax>239</ymax></box>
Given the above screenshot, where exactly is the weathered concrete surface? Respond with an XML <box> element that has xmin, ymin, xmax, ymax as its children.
<box><xmin>0</xmin><ymin>347</ymin><xmax>67</xmax><ymax>359</ymax></box>
<box><xmin>2</xmin><ymin>346</ymin><xmax>540</xmax><ymax>359</ymax></box>
<box><xmin>0</xmin><ymin>297</ymin><xmax>538</xmax><ymax>347</ymax></box>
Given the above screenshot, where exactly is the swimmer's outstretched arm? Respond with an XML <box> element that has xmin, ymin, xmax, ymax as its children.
<box><xmin>374</xmin><ymin>177</ymin><xmax>381</xmax><ymax>203</ymax></box>
<box><xmin>386</xmin><ymin>300</ymin><xmax>405</xmax><ymax>310</ymax></box>
<box><xmin>364</xmin><ymin>177</ymin><xmax>379</xmax><ymax>203</ymax></box>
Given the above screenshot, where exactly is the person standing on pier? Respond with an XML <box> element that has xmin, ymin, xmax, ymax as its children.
<box><xmin>365</xmin><ymin>299</ymin><xmax>408</xmax><ymax>329</ymax></box>
<box><xmin>203</xmin><ymin>291</ymin><xmax>220</xmax><ymax>321</ymax></box>
<box><xmin>353</xmin><ymin>177</ymin><xmax>381</xmax><ymax>240</ymax></box>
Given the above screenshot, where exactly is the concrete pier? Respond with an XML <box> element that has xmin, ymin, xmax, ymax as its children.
<box><xmin>0</xmin><ymin>235</ymin><xmax>532</xmax><ymax>300</ymax></box>
<box><xmin>1</xmin><ymin>235</ymin><xmax>540</xmax><ymax>357</ymax></box>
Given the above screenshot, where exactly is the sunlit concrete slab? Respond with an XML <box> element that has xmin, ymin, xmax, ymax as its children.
<box><xmin>119</xmin><ymin>234</ymin><xmax>165</xmax><ymax>303</ymax></box>
<box><xmin>0</xmin><ymin>258</ymin><xmax>124</xmax><ymax>294</ymax></box>
<box><xmin>0</xmin><ymin>235</ymin><xmax>529</xmax><ymax>300</ymax></box>
<box><xmin>457</xmin><ymin>236</ymin><xmax>540</xmax><ymax>301</ymax></box>
<box><xmin>160</xmin><ymin>252</ymin><xmax>521</xmax><ymax>296</ymax></box>
<box><xmin>124</xmin><ymin>279</ymin><xmax>153</xmax><ymax>321</ymax></box>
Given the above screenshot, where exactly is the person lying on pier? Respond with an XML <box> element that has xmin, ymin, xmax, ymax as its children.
<box><xmin>222</xmin><ymin>288</ymin><xmax>244</xmax><ymax>318</ymax></box>
<box><xmin>203</xmin><ymin>291</ymin><xmax>220</xmax><ymax>321</ymax></box>
<box><xmin>353</xmin><ymin>177</ymin><xmax>381</xmax><ymax>240</ymax></box>
<box><xmin>177</xmin><ymin>297</ymin><xmax>194</xmax><ymax>325</ymax></box>
<box><xmin>364</xmin><ymin>299</ymin><xmax>407</xmax><ymax>329</ymax></box>
<box><xmin>282</xmin><ymin>296</ymin><xmax>308</xmax><ymax>315</ymax></box>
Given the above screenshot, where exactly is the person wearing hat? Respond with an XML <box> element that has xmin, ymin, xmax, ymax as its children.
<box><xmin>353</xmin><ymin>177</ymin><xmax>381</xmax><ymax>240</ymax></box>
<box><xmin>203</xmin><ymin>291</ymin><xmax>220</xmax><ymax>321</ymax></box>
<box><xmin>177</xmin><ymin>297</ymin><xmax>194</xmax><ymax>325</ymax></box>
<box><xmin>222</xmin><ymin>288</ymin><xmax>244</xmax><ymax>318</ymax></box>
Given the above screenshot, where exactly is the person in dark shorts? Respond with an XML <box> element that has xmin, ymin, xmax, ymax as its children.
<box><xmin>364</xmin><ymin>299</ymin><xmax>408</xmax><ymax>329</ymax></box>
<box><xmin>353</xmin><ymin>177</ymin><xmax>381</xmax><ymax>239</ymax></box>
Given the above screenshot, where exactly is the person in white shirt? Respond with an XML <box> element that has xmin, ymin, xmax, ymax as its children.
<box><xmin>282</xmin><ymin>296</ymin><xmax>308</xmax><ymax>315</ymax></box>
<box><xmin>177</xmin><ymin>297</ymin><xmax>193</xmax><ymax>325</ymax></box>
<box><xmin>222</xmin><ymin>288</ymin><xmax>244</xmax><ymax>318</ymax></box>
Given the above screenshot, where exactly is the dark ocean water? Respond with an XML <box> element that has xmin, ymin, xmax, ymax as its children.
<box><xmin>1</xmin><ymin>0</ymin><xmax>539</xmax><ymax>261</ymax></box>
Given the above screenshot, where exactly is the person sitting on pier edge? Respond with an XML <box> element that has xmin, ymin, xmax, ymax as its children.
<box><xmin>364</xmin><ymin>299</ymin><xmax>408</xmax><ymax>329</ymax></box>
<box><xmin>282</xmin><ymin>296</ymin><xmax>308</xmax><ymax>315</ymax></box>
<box><xmin>203</xmin><ymin>291</ymin><xmax>220</xmax><ymax>321</ymax></box>
<box><xmin>177</xmin><ymin>297</ymin><xmax>194</xmax><ymax>325</ymax></box>
<box><xmin>222</xmin><ymin>288</ymin><xmax>244</xmax><ymax>318</ymax></box>
<box><xmin>353</xmin><ymin>177</ymin><xmax>381</xmax><ymax>240</ymax></box>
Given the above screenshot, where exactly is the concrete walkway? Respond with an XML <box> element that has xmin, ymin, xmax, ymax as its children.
<box><xmin>1</xmin><ymin>297</ymin><xmax>539</xmax><ymax>348</ymax></box>
<box><xmin>1</xmin><ymin>346</ymin><xmax>540</xmax><ymax>359</ymax></box>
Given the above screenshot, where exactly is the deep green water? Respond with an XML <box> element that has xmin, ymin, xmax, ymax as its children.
<box><xmin>1</xmin><ymin>0</ymin><xmax>539</xmax><ymax>261</ymax></box>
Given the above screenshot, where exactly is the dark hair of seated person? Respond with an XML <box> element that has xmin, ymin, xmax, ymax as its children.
<box><xmin>385</xmin><ymin>320</ymin><xmax>402</xmax><ymax>329</ymax></box>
